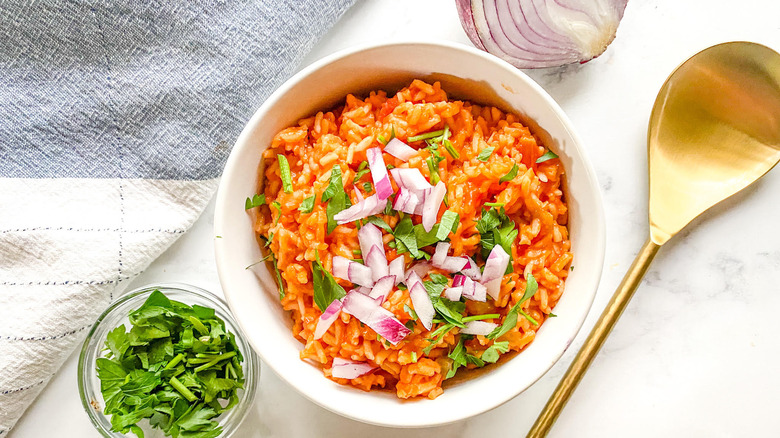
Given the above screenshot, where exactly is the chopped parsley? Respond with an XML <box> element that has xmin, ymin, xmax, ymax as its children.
<box><xmin>311</xmin><ymin>251</ymin><xmax>347</xmax><ymax>312</ymax></box>
<box><xmin>364</xmin><ymin>215</ymin><xmax>393</xmax><ymax>232</ymax></box>
<box><xmin>377</xmin><ymin>126</ymin><xmax>396</xmax><ymax>145</ymax></box>
<box><xmin>322</xmin><ymin>165</ymin><xmax>350</xmax><ymax>234</ymax></box>
<box><xmin>362</xmin><ymin>181</ymin><xmax>373</xmax><ymax>192</ymax></box>
<box><xmin>476</xmin><ymin>207</ymin><xmax>518</xmax><ymax>269</ymax></box>
<box><xmin>244</xmin><ymin>194</ymin><xmax>266</xmax><ymax>210</ymax></box>
<box><xmin>499</xmin><ymin>163</ymin><xmax>519</xmax><ymax>182</ymax></box>
<box><xmin>408</xmin><ymin>128</ymin><xmax>446</xmax><ymax>142</ymax></box>
<box><xmin>481</xmin><ymin>341</ymin><xmax>510</xmax><ymax>363</ymax></box>
<box><xmin>353</xmin><ymin>160</ymin><xmax>371</xmax><ymax>183</ymax></box>
<box><xmin>487</xmin><ymin>274</ymin><xmax>538</xmax><ymax>340</ymax></box>
<box><xmin>443</xmin><ymin>138</ymin><xmax>459</xmax><ymax>159</ymax></box>
<box><xmin>278</xmin><ymin>154</ymin><xmax>293</xmax><ymax>193</ymax></box>
<box><xmin>477</xmin><ymin>146</ymin><xmax>494</xmax><ymax>162</ymax></box>
<box><xmin>96</xmin><ymin>290</ymin><xmax>244</xmax><ymax>438</ymax></box>
<box><xmin>393</xmin><ymin>216</ymin><xmax>450</xmax><ymax>259</ymax></box>
<box><xmin>298</xmin><ymin>195</ymin><xmax>315</xmax><ymax>213</ymax></box>
<box><xmin>536</xmin><ymin>150</ymin><xmax>559</xmax><ymax>163</ymax></box>
<box><xmin>436</xmin><ymin>210</ymin><xmax>460</xmax><ymax>240</ymax></box>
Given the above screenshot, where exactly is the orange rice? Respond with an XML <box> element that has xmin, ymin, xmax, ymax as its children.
<box><xmin>254</xmin><ymin>80</ymin><xmax>571</xmax><ymax>399</ymax></box>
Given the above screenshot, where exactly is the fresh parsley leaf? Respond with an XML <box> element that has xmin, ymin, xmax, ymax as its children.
<box><xmin>436</xmin><ymin>210</ymin><xmax>459</xmax><ymax>241</ymax></box>
<box><xmin>322</xmin><ymin>165</ymin><xmax>349</xmax><ymax>234</ymax></box>
<box><xmin>244</xmin><ymin>194</ymin><xmax>266</xmax><ymax>210</ymax></box>
<box><xmin>536</xmin><ymin>150</ymin><xmax>559</xmax><ymax>163</ymax></box>
<box><xmin>311</xmin><ymin>252</ymin><xmax>347</xmax><ymax>312</ymax></box>
<box><xmin>353</xmin><ymin>167</ymin><xmax>371</xmax><ymax>183</ymax></box>
<box><xmin>364</xmin><ymin>216</ymin><xmax>392</xmax><ymax>232</ymax></box>
<box><xmin>270</xmin><ymin>201</ymin><xmax>281</xmax><ymax>226</ymax></box>
<box><xmin>392</xmin><ymin>216</ymin><xmax>419</xmax><ymax>258</ymax></box>
<box><xmin>423</xmin><ymin>323</ymin><xmax>456</xmax><ymax>355</ymax></box>
<box><xmin>383</xmin><ymin>198</ymin><xmax>394</xmax><ymax>215</ymax></box>
<box><xmin>481</xmin><ymin>341</ymin><xmax>510</xmax><ymax>363</ymax></box>
<box><xmin>487</xmin><ymin>274</ymin><xmax>538</xmax><ymax>339</ymax></box>
<box><xmin>362</xmin><ymin>181</ymin><xmax>373</xmax><ymax>192</ymax></box>
<box><xmin>298</xmin><ymin>195</ymin><xmax>315</xmax><ymax>213</ymax></box>
<box><xmin>277</xmin><ymin>154</ymin><xmax>293</xmax><ymax>193</ymax></box>
<box><xmin>476</xmin><ymin>207</ymin><xmax>518</xmax><ymax>271</ymax></box>
<box><xmin>500</xmin><ymin>163</ymin><xmax>519</xmax><ymax>182</ymax></box>
<box><xmin>404</xmin><ymin>303</ymin><xmax>418</xmax><ymax>321</ymax></box>
<box><xmin>446</xmin><ymin>338</ymin><xmax>467</xmax><ymax>379</ymax></box>
<box><xmin>477</xmin><ymin>146</ymin><xmax>494</xmax><ymax>162</ymax></box>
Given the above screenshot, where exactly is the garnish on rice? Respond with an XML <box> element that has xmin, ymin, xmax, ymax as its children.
<box><xmin>251</xmin><ymin>80</ymin><xmax>571</xmax><ymax>399</ymax></box>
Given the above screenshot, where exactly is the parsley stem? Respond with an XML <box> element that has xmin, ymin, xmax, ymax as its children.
<box><xmin>188</xmin><ymin>316</ymin><xmax>210</xmax><ymax>336</ymax></box>
<box><xmin>193</xmin><ymin>351</ymin><xmax>237</xmax><ymax>373</ymax></box>
<box><xmin>164</xmin><ymin>353</ymin><xmax>185</xmax><ymax>370</ymax></box>
<box><xmin>462</xmin><ymin>313</ymin><xmax>501</xmax><ymax>322</ymax></box>
<box><xmin>408</xmin><ymin>129</ymin><xmax>445</xmax><ymax>142</ymax></box>
<box><xmin>519</xmin><ymin>309</ymin><xmax>539</xmax><ymax>326</ymax></box>
<box><xmin>169</xmin><ymin>376</ymin><xmax>198</xmax><ymax>402</ymax></box>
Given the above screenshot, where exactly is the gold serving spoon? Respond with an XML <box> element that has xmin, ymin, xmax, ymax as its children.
<box><xmin>528</xmin><ymin>41</ymin><xmax>780</xmax><ymax>437</ymax></box>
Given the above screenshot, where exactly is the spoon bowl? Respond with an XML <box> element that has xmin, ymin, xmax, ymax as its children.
<box><xmin>529</xmin><ymin>41</ymin><xmax>780</xmax><ymax>437</ymax></box>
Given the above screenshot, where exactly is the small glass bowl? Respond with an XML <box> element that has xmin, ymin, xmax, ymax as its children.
<box><xmin>78</xmin><ymin>283</ymin><xmax>259</xmax><ymax>438</ymax></box>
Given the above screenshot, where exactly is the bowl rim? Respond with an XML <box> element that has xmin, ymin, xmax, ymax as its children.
<box><xmin>214</xmin><ymin>40</ymin><xmax>606</xmax><ymax>427</ymax></box>
<box><xmin>77</xmin><ymin>282</ymin><xmax>260</xmax><ymax>438</ymax></box>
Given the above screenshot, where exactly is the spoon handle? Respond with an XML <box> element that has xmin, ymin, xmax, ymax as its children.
<box><xmin>527</xmin><ymin>238</ymin><xmax>661</xmax><ymax>438</ymax></box>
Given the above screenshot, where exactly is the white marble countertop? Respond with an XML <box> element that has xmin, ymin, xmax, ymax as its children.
<box><xmin>12</xmin><ymin>0</ymin><xmax>780</xmax><ymax>436</ymax></box>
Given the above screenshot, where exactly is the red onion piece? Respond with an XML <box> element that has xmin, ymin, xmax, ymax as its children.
<box><xmin>456</xmin><ymin>0</ymin><xmax>628</xmax><ymax>69</ymax></box>
<box><xmin>481</xmin><ymin>245</ymin><xmax>510</xmax><ymax>300</ymax></box>
<box><xmin>369</xmin><ymin>275</ymin><xmax>395</xmax><ymax>304</ymax></box>
<box><xmin>409</xmin><ymin>281</ymin><xmax>435</xmax><ymax>330</ymax></box>
<box><xmin>342</xmin><ymin>290</ymin><xmax>411</xmax><ymax>344</ymax></box>
<box><xmin>392</xmin><ymin>187</ymin><xmax>423</xmax><ymax>215</ymax></box>
<box><xmin>334</xmin><ymin>193</ymin><xmax>386</xmax><ymax>224</ymax></box>
<box><xmin>358</xmin><ymin>223</ymin><xmax>388</xmax><ymax>282</ymax></box>
<box><xmin>332</xmin><ymin>255</ymin><xmax>374</xmax><ymax>287</ymax></box>
<box><xmin>452</xmin><ymin>274</ymin><xmax>466</xmax><ymax>288</ymax></box>
<box><xmin>422</xmin><ymin>181</ymin><xmax>446</xmax><ymax>232</ymax></box>
<box><xmin>388</xmin><ymin>256</ymin><xmax>405</xmax><ymax>285</ymax></box>
<box><xmin>365</xmin><ymin>246</ymin><xmax>389</xmax><ymax>282</ymax></box>
<box><xmin>366</xmin><ymin>147</ymin><xmax>394</xmax><ymax>200</ymax></box>
<box><xmin>461</xmin><ymin>276</ymin><xmax>487</xmax><ymax>302</ymax></box>
<box><xmin>407</xmin><ymin>261</ymin><xmax>432</xmax><ymax>280</ymax></box>
<box><xmin>461</xmin><ymin>255</ymin><xmax>482</xmax><ymax>280</ymax></box>
<box><xmin>384</xmin><ymin>138</ymin><xmax>418</xmax><ymax>161</ymax></box>
<box><xmin>353</xmin><ymin>185</ymin><xmax>364</xmax><ymax>203</ymax></box>
<box><xmin>389</xmin><ymin>167</ymin><xmax>432</xmax><ymax>192</ymax></box>
<box><xmin>313</xmin><ymin>299</ymin><xmax>343</xmax><ymax>339</ymax></box>
<box><xmin>356</xmin><ymin>286</ymin><xmax>371</xmax><ymax>295</ymax></box>
<box><xmin>431</xmin><ymin>242</ymin><xmax>450</xmax><ymax>267</ymax></box>
<box><xmin>331</xmin><ymin>357</ymin><xmax>375</xmax><ymax>379</ymax></box>
<box><xmin>460</xmin><ymin>320</ymin><xmax>498</xmax><ymax>336</ymax></box>
<box><xmin>444</xmin><ymin>286</ymin><xmax>463</xmax><ymax>302</ymax></box>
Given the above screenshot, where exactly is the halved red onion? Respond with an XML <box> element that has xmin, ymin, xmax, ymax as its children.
<box><xmin>331</xmin><ymin>357</ymin><xmax>376</xmax><ymax>379</ymax></box>
<box><xmin>481</xmin><ymin>245</ymin><xmax>510</xmax><ymax>300</ymax></box>
<box><xmin>313</xmin><ymin>299</ymin><xmax>343</xmax><ymax>340</ymax></box>
<box><xmin>388</xmin><ymin>256</ymin><xmax>405</xmax><ymax>285</ymax></box>
<box><xmin>461</xmin><ymin>255</ymin><xmax>481</xmax><ymax>280</ymax></box>
<box><xmin>409</xmin><ymin>281</ymin><xmax>435</xmax><ymax>330</ymax></box>
<box><xmin>422</xmin><ymin>181</ymin><xmax>446</xmax><ymax>232</ymax></box>
<box><xmin>384</xmin><ymin>138</ymin><xmax>418</xmax><ymax>161</ymax></box>
<box><xmin>461</xmin><ymin>276</ymin><xmax>487</xmax><ymax>302</ymax></box>
<box><xmin>332</xmin><ymin>256</ymin><xmax>374</xmax><ymax>287</ymax></box>
<box><xmin>369</xmin><ymin>275</ymin><xmax>395</xmax><ymax>304</ymax></box>
<box><xmin>389</xmin><ymin>167</ymin><xmax>432</xmax><ymax>192</ymax></box>
<box><xmin>407</xmin><ymin>261</ymin><xmax>432</xmax><ymax>280</ymax></box>
<box><xmin>444</xmin><ymin>286</ymin><xmax>463</xmax><ymax>302</ymax></box>
<box><xmin>366</xmin><ymin>147</ymin><xmax>394</xmax><ymax>200</ymax></box>
<box><xmin>456</xmin><ymin>0</ymin><xmax>628</xmax><ymax>69</ymax></box>
<box><xmin>460</xmin><ymin>320</ymin><xmax>498</xmax><ymax>336</ymax></box>
<box><xmin>342</xmin><ymin>290</ymin><xmax>411</xmax><ymax>344</ymax></box>
<box><xmin>334</xmin><ymin>193</ymin><xmax>386</xmax><ymax>224</ymax></box>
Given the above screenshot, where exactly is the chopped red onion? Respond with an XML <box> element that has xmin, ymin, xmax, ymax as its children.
<box><xmin>455</xmin><ymin>0</ymin><xmax>628</xmax><ymax>69</ymax></box>
<box><xmin>369</xmin><ymin>275</ymin><xmax>395</xmax><ymax>304</ymax></box>
<box><xmin>356</xmin><ymin>286</ymin><xmax>371</xmax><ymax>295</ymax></box>
<box><xmin>389</xmin><ymin>167</ymin><xmax>432</xmax><ymax>192</ymax></box>
<box><xmin>333</xmin><ymin>193</ymin><xmax>386</xmax><ymax>224</ymax></box>
<box><xmin>365</xmin><ymin>246</ymin><xmax>389</xmax><ymax>282</ymax></box>
<box><xmin>452</xmin><ymin>274</ymin><xmax>466</xmax><ymax>288</ymax></box>
<box><xmin>431</xmin><ymin>242</ymin><xmax>450</xmax><ymax>267</ymax></box>
<box><xmin>461</xmin><ymin>255</ymin><xmax>481</xmax><ymax>280</ymax></box>
<box><xmin>422</xmin><ymin>181</ymin><xmax>446</xmax><ymax>232</ymax></box>
<box><xmin>409</xmin><ymin>281</ymin><xmax>435</xmax><ymax>330</ymax></box>
<box><xmin>342</xmin><ymin>290</ymin><xmax>411</xmax><ymax>344</ymax></box>
<box><xmin>332</xmin><ymin>255</ymin><xmax>374</xmax><ymax>287</ymax></box>
<box><xmin>481</xmin><ymin>245</ymin><xmax>510</xmax><ymax>300</ymax></box>
<box><xmin>460</xmin><ymin>320</ymin><xmax>498</xmax><ymax>336</ymax></box>
<box><xmin>313</xmin><ymin>299</ymin><xmax>343</xmax><ymax>340</ymax></box>
<box><xmin>392</xmin><ymin>187</ymin><xmax>423</xmax><ymax>215</ymax></box>
<box><xmin>407</xmin><ymin>261</ymin><xmax>432</xmax><ymax>280</ymax></box>
<box><xmin>358</xmin><ymin>223</ymin><xmax>388</xmax><ymax>282</ymax></box>
<box><xmin>461</xmin><ymin>276</ymin><xmax>487</xmax><ymax>302</ymax></box>
<box><xmin>405</xmin><ymin>270</ymin><xmax>424</xmax><ymax>290</ymax></box>
<box><xmin>384</xmin><ymin>138</ymin><xmax>418</xmax><ymax>161</ymax></box>
<box><xmin>331</xmin><ymin>357</ymin><xmax>375</xmax><ymax>379</ymax></box>
<box><xmin>444</xmin><ymin>286</ymin><xmax>463</xmax><ymax>301</ymax></box>
<box><xmin>353</xmin><ymin>184</ymin><xmax>364</xmax><ymax>203</ymax></box>
<box><xmin>388</xmin><ymin>256</ymin><xmax>405</xmax><ymax>285</ymax></box>
<box><xmin>366</xmin><ymin>147</ymin><xmax>394</xmax><ymax>200</ymax></box>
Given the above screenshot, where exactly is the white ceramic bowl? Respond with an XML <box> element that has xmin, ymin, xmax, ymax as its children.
<box><xmin>214</xmin><ymin>41</ymin><xmax>605</xmax><ymax>428</ymax></box>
